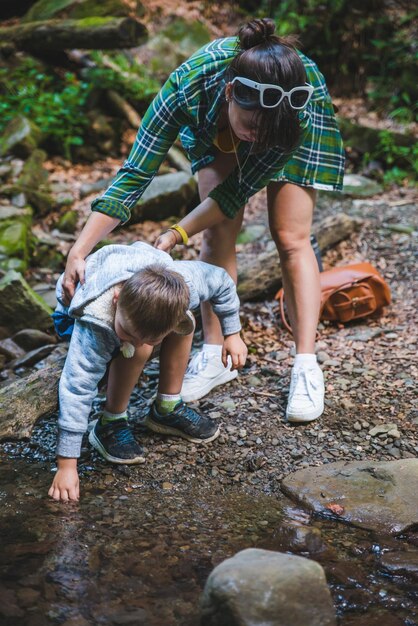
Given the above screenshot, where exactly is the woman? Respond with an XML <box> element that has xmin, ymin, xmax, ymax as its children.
<box><xmin>62</xmin><ymin>18</ymin><xmax>345</xmax><ymax>423</ymax></box>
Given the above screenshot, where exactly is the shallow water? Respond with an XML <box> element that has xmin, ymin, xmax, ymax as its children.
<box><xmin>0</xmin><ymin>454</ymin><xmax>417</xmax><ymax>626</ymax></box>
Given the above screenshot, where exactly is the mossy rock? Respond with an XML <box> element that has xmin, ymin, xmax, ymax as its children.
<box><xmin>0</xmin><ymin>116</ymin><xmax>41</xmax><ymax>159</ymax></box>
<box><xmin>0</xmin><ymin>270</ymin><xmax>53</xmax><ymax>333</ymax></box>
<box><xmin>15</xmin><ymin>149</ymin><xmax>54</xmax><ymax>214</ymax></box>
<box><xmin>23</xmin><ymin>0</ymin><xmax>144</xmax><ymax>22</ymax></box>
<box><xmin>140</xmin><ymin>18</ymin><xmax>211</xmax><ymax>77</ymax></box>
<box><xmin>57</xmin><ymin>209</ymin><xmax>78</xmax><ymax>234</ymax></box>
<box><xmin>0</xmin><ymin>206</ymin><xmax>33</xmax><ymax>271</ymax></box>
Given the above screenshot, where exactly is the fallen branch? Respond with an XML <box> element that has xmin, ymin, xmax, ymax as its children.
<box><xmin>0</xmin><ymin>351</ymin><xmax>66</xmax><ymax>440</ymax></box>
<box><xmin>237</xmin><ymin>213</ymin><xmax>363</xmax><ymax>302</ymax></box>
<box><xmin>0</xmin><ymin>17</ymin><xmax>147</xmax><ymax>51</ymax></box>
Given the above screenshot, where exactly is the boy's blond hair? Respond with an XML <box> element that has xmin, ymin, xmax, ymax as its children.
<box><xmin>117</xmin><ymin>265</ymin><xmax>190</xmax><ymax>339</ymax></box>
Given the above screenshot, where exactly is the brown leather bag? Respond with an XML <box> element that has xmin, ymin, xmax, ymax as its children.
<box><xmin>276</xmin><ymin>262</ymin><xmax>391</xmax><ymax>333</ymax></box>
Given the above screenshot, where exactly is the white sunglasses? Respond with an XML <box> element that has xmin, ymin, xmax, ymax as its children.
<box><xmin>230</xmin><ymin>76</ymin><xmax>314</xmax><ymax>110</ymax></box>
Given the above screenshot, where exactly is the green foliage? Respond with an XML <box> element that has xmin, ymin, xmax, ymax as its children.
<box><xmin>251</xmin><ymin>1</ymin><xmax>417</xmax><ymax>121</ymax></box>
<box><xmin>364</xmin><ymin>130</ymin><xmax>418</xmax><ymax>186</ymax></box>
<box><xmin>86</xmin><ymin>52</ymin><xmax>160</xmax><ymax>103</ymax></box>
<box><xmin>0</xmin><ymin>57</ymin><xmax>91</xmax><ymax>159</ymax></box>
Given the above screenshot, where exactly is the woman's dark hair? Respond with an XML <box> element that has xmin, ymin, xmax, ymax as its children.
<box><xmin>227</xmin><ymin>18</ymin><xmax>307</xmax><ymax>153</ymax></box>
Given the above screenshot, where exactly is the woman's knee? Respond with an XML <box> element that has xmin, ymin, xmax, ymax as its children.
<box><xmin>272</xmin><ymin>227</ymin><xmax>311</xmax><ymax>259</ymax></box>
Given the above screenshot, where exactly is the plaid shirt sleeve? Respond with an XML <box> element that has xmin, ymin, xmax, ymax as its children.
<box><xmin>208</xmin><ymin>113</ymin><xmax>311</xmax><ymax>219</ymax></box>
<box><xmin>91</xmin><ymin>71</ymin><xmax>191</xmax><ymax>223</ymax></box>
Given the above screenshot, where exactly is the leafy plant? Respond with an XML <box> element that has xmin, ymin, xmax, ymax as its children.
<box><xmin>364</xmin><ymin>130</ymin><xmax>418</xmax><ymax>185</ymax></box>
<box><xmin>0</xmin><ymin>57</ymin><xmax>91</xmax><ymax>159</ymax></box>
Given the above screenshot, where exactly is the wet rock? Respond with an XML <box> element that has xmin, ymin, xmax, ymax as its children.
<box><xmin>282</xmin><ymin>459</ymin><xmax>418</xmax><ymax>535</ymax></box>
<box><xmin>12</xmin><ymin>328</ymin><xmax>57</xmax><ymax>351</ymax></box>
<box><xmin>0</xmin><ymin>270</ymin><xmax>53</xmax><ymax>333</ymax></box>
<box><xmin>9</xmin><ymin>344</ymin><xmax>56</xmax><ymax>369</ymax></box>
<box><xmin>380</xmin><ymin>551</ymin><xmax>418</xmax><ymax>579</ymax></box>
<box><xmin>0</xmin><ymin>338</ymin><xmax>25</xmax><ymax>361</ymax></box>
<box><xmin>130</xmin><ymin>172</ymin><xmax>198</xmax><ymax>223</ymax></box>
<box><xmin>200</xmin><ymin>548</ymin><xmax>336</xmax><ymax>626</ymax></box>
<box><xmin>0</xmin><ymin>116</ymin><xmax>41</xmax><ymax>158</ymax></box>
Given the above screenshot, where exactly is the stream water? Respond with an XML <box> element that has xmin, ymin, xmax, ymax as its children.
<box><xmin>1</xmin><ymin>450</ymin><xmax>417</xmax><ymax>626</ymax></box>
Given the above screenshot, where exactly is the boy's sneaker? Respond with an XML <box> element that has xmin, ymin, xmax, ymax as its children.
<box><xmin>286</xmin><ymin>363</ymin><xmax>325</xmax><ymax>423</ymax></box>
<box><xmin>180</xmin><ymin>349</ymin><xmax>237</xmax><ymax>402</ymax></box>
<box><xmin>88</xmin><ymin>417</ymin><xmax>145</xmax><ymax>464</ymax></box>
<box><xmin>144</xmin><ymin>401</ymin><xmax>220</xmax><ymax>443</ymax></box>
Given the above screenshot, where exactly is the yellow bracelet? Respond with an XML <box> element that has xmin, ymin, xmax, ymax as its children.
<box><xmin>169</xmin><ymin>224</ymin><xmax>189</xmax><ymax>245</ymax></box>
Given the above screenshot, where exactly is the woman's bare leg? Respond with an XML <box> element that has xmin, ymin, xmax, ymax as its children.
<box><xmin>267</xmin><ymin>181</ymin><xmax>319</xmax><ymax>353</ymax></box>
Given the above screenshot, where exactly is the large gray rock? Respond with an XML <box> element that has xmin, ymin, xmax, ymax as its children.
<box><xmin>200</xmin><ymin>548</ymin><xmax>336</xmax><ymax>626</ymax></box>
<box><xmin>281</xmin><ymin>459</ymin><xmax>418</xmax><ymax>535</ymax></box>
<box><xmin>342</xmin><ymin>174</ymin><xmax>383</xmax><ymax>197</ymax></box>
<box><xmin>130</xmin><ymin>171</ymin><xmax>198</xmax><ymax>223</ymax></box>
<box><xmin>0</xmin><ymin>270</ymin><xmax>53</xmax><ymax>334</ymax></box>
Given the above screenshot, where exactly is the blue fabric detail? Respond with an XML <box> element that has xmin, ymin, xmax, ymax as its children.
<box><xmin>52</xmin><ymin>311</ymin><xmax>75</xmax><ymax>340</ymax></box>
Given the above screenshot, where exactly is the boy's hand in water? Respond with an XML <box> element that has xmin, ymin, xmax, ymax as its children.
<box><xmin>48</xmin><ymin>457</ymin><xmax>79</xmax><ymax>502</ymax></box>
<box><xmin>222</xmin><ymin>333</ymin><xmax>247</xmax><ymax>371</ymax></box>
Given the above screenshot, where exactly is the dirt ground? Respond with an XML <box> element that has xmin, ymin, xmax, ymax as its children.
<box><xmin>13</xmin><ymin>165</ymin><xmax>417</xmax><ymax>497</ymax></box>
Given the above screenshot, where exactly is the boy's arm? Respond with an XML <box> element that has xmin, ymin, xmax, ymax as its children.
<box><xmin>178</xmin><ymin>261</ymin><xmax>242</xmax><ymax>336</ymax></box>
<box><xmin>48</xmin><ymin>457</ymin><xmax>79</xmax><ymax>502</ymax></box>
<box><xmin>57</xmin><ymin>320</ymin><xmax>119</xmax><ymax>459</ymax></box>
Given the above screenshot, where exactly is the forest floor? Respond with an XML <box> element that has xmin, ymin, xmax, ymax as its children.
<box><xmin>8</xmin><ymin>157</ymin><xmax>417</xmax><ymax>498</ymax></box>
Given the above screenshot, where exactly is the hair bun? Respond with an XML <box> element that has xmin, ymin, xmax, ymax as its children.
<box><xmin>238</xmin><ymin>18</ymin><xmax>276</xmax><ymax>50</ymax></box>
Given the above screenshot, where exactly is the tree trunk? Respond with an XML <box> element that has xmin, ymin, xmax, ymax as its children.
<box><xmin>237</xmin><ymin>213</ymin><xmax>363</xmax><ymax>302</ymax></box>
<box><xmin>0</xmin><ymin>352</ymin><xmax>66</xmax><ymax>440</ymax></box>
<box><xmin>0</xmin><ymin>17</ymin><xmax>147</xmax><ymax>51</ymax></box>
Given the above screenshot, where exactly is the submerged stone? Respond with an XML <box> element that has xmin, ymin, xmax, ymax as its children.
<box><xmin>201</xmin><ymin>548</ymin><xmax>336</xmax><ymax>626</ymax></box>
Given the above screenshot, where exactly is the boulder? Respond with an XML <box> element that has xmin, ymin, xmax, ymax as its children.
<box><xmin>0</xmin><ymin>270</ymin><xmax>53</xmax><ymax>334</ymax></box>
<box><xmin>12</xmin><ymin>328</ymin><xmax>57</xmax><ymax>351</ymax></box>
<box><xmin>130</xmin><ymin>172</ymin><xmax>198</xmax><ymax>223</ymax></box>
<box><xmin>200</xmin><ymin>548</ymin><xmax>336</xmax><ymax>626</ymax></box>
<box><xmin>0</xmin><ymin>116</ymin><xmax>41</xmax><ymax>158</ymax></box>
<box><xmin>137</xmin><ymin>18</ymin><xmax>210</xmax><ymax>78</ymax></box>
<box><xmin>281</xmin><ymin>459</ymin><xmax>418</xmax><ymax>535</ymax></box>
<box><xmin>14</xmin><ymin>149</ymin><xmax>54</xmax><ymax>215</ymax></box>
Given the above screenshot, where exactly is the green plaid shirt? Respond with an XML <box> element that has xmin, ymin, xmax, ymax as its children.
<box><xmin>92</xmin><ymin>38</ymin><xmax>337</xmax><ymax>222</ymax></box>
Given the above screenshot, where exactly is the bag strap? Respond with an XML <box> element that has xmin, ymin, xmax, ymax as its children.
<box><xmin>278</xmin><ymin>288</ymin><xmax>293</xmax><ymax>333</ymax></box>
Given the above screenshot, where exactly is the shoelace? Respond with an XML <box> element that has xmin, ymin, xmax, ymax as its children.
<box><xmin>184</xmin><ymin>351</ymin><xmax>209</xmax><ymax>378</ymax></box>
<box><xmin>113</xmin><ymin>424</ymin><xmax>136</xmax><ymax>445</ymax></box>
<box><xmin>291</xmin><ymin>369</ymin><xmax>319</xmax><ymax>404</ymax></box>
<box><xmin>174</xmin><ymin>402</ymin><xmax>201</xmax><ymax>424</ymax></box>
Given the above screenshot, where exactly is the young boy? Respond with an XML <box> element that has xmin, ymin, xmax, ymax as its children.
<box><xmin>48</xmin><ymin>242</ymin><xmax>247</xmax><ymax>502</ymax></box>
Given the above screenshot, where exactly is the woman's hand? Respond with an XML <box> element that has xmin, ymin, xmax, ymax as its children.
<box><xmin>154</xmin><ymin>229</ymin><xmax>180</xmax><ymax>252</ymax></box>
<box><xmin>222</xmin><ymin>333</ymin><xmax>248</xmax><ymax>371</ymax></box>
<box><xmin>62</xmin><ymin>252</ymin><xmax>86</xmax><ymax>305</ymax></box>
<box><xmin>48</xmin><ymin>457</ymin><xmax>79</xmax><ymax>502</ymax></box>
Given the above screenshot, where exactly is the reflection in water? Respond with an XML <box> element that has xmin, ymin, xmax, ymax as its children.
<box><xmin>0</xmin><ymin>458</ymin><xmax>417</xmax><ymax>626</ymax></box>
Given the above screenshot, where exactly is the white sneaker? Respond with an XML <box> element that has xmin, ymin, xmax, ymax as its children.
<box><xmin>286</xmin><ymin>363</ymin><xmax>325</xmax><ymax>423</ymax></box>
<box><xmin>181</xmin><ymin>349</ymin><xmax>238</xmax><ymax>403</ymax></box>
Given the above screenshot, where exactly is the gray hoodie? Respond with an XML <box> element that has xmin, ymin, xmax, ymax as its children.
<box><xmin>55</xmin><ymin>242</ymin><xmax>241</xmax><ymax>458</ymax></box>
